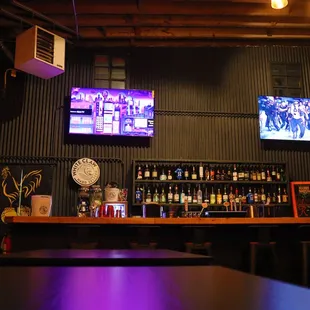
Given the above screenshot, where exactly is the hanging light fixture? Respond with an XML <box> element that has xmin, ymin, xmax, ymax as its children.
<box><xmin>271</xmin><ymin>0</ymin><xmax>288</xmax><ymax>9</ymax></box>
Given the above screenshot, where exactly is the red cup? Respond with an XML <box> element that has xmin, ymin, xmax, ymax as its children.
<box><xmin>99</xmin><ymin>204</ymin><xmax>106</xmax><ymax>217</ymax></box>
<box><xmin>107</xmin><ymin>205</ymin><xmax>114</xmax><ymax>217</ymax></box>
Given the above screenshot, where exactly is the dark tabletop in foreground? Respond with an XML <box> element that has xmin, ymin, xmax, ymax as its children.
<box><xmin>0</xmin><ymin>266</ymin><xmax>309</xmax><ymax>310</ymax></box>
<box><xmin>0</xmin><ymin>249</ymin><xmax>212</xmax><ymax>266</ymax></box>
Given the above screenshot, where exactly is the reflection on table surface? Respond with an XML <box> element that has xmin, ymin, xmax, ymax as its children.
<box><xmin>0</xmin><ymin>266</ymin><xmax>309</xmax><ymax>310</ymax></box>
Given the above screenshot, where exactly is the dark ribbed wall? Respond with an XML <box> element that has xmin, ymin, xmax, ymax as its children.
<box><xmin>1</xmin><ymin>47</ymin><xmax>310</xmax><ymax>216</ymax></box>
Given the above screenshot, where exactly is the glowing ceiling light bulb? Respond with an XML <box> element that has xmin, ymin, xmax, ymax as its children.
<box><xmin>271</xmin><ymin>0</ymin><xmax>288</xmax><ymax>9</ymax></box>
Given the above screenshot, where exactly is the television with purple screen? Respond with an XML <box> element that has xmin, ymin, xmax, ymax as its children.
<box><xmin>259</xmin><ymin>95</ymin><xmax>310</xmax><ymax>141</ymax></box>
<box><xmin>69</xmin><ymin>87</ymin><xmax>155</xmax><ymax>137</ymax></box>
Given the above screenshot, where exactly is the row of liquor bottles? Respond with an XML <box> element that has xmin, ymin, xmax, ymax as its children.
<box><xmin>135</xmin><ymin>185</ymin><xmax>289</xmax><ymax>205</ymax></box>
<box><xmin>135</xmin><ymin>163</ymin><xmax>286</xmax><ymax>182</ymax></box>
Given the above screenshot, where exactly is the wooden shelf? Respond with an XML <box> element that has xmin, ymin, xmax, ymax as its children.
<box><xmin>134</xmin><ymin>180</ymin><xmax>287</xmax><ymax>184</ymax></box>
<box><xmin>132</xmin><ymin>203</ymin><xmax>290</xmax><ymax>207</ymax></box>
<box><xmin>5</xmin><ymin>216</ymin><xmax>310</xmax><ymax>225</ymax></box>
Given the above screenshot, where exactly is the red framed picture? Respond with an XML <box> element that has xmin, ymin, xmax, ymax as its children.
<box><xmin>291</xmin><ymin>182</ymin><xmax>310</xmax><ymax>218</ymax></box>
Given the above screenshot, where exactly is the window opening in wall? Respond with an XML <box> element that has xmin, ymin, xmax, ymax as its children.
<box><xmin>270</xmin><ymin>63</ymin><xmax>302</xmax><ymax>98</ymax></box>
<box><xmin>94</xmin><ymin>55</ymin><xmax>126</xmax><ymax>89</ymax></box>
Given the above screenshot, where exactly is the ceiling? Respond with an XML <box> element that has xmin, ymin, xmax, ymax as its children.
<box><xmin>1</xmin><ymin>0</ymin><xmax>310</xmax><ymax>48</ymax></box>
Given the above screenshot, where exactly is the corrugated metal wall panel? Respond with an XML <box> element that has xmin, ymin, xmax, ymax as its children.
<box><xmin>1</xmin><ymin>47</ymin><xmax>310</xmax><ymax>215</ymax></box>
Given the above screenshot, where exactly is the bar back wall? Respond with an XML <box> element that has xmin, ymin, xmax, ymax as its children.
<box><xmin>1</xmin><ymin>46</ymin><xmax>310</xmax><ymax>216</ymax></box>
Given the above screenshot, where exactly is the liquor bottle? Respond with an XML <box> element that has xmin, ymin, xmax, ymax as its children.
<box><xmin>146</xmin><ymin>188</ymin><xmax>152</xmax><ymax>203</ymax></box>
<box><xmin>205</xmin><ymin>165</ymin><xmax>210</xmax><ymax>181</ymax></box>
<box><xmin>220</xmin><ymin>169</ymin><xmax>226</xmax><ymax>181</ymax></box>
<box><xmin>137</xmin><ymin>166</ymin><xmax>143</xmax><ymax>179</ymax></box>
<box><xmin>266</xmin><ymin>168</ymin><xmax>272</xmax><ymax>182</ymax></box>
<box><xmin>223</xmin><ymin>186</ymin><xmax>228</xmax><ymax>203</ymax></box>
<box><xmin>204</xmin><ymin>186</ymin><xmax>210</xmax><ymax>204</ymax></box>
<box><xmin>193</xmin><ymin>188</ymin><xmax>198</xmax><ymax>204</ymax></box>
<box><xmin>244</xmin><ymin>166</ymin><xmax>249</xmax><ymax>181</ymax></box>
<box><xmin>277</xmin><ymin>187</ymin><xmax>282</xmax><ymax>203</ymax></box>
<box><xmin>174</xmin><ymin>185</ymin><xmax>179</xmax><ymax>203</ymax></box>
<box><xmin>210</xmin><ymin>187</ymin><xmax>216</xmax><ymax>204</ymax></box>
<box><xmin>261</xmin><ymin>186</ymin><xmax>266</xmax><ymax>203</ymax></box>
<box><xmin>191</xmin><ymin>166</ymin><xmax>197</xmax><ymax>180</ymax></box>
<box><xmin>167</xmin><ymin>170</ymin><xmax>173</xmax><ymax>180</ymax></box>
<box><xmin>184</xmin><ymin>167</ymin><xmax>189</xmax><ymax>180</ymax></box>
<box><xmin>160</xmin><ymin>169</ymin><xmax>167</xmax><ymax>181</ymax></box>
<box><xmin>168</xmin><ymin>185</ymin><xmax>173</xmax><ymax>203</ymax></box>
<box><xmin>215</xmin><ymin>168</ymin><xmax>221</xmax><ymax>181</ymax></box>
<box><xmin>197</xmin><ymin>185</ymin><xmax>203</xmax><ymax>204</ymax></box>
<box><xmin>252</xmin><ymin>169</ymin><xmax>257</xmax><ymax>181</ymax></box>
<box><xmin>233</xmin><ymin>164</ymin><xmax>238</xmax><ymax>181</ymax></box>
<box><xmin>256</xmin><ymin>169</ymin><xmax>261</xmax><ymax>181</ymax></box>
<box><xmin>210</xmin><ymin>166</ymin><xmax>215</xmax><ymax>181</ymax></box>
<box><xmin>153</xmin><ymin>187</ymin><xmax>159</xmax><ymax>202</ymax></box>
<box><xmin>216</xmin><ymin>188</ymin><xmax>222</xmax><ymax>205</ymax></box>
<box><xmin>266</xmin><ymin>193</ymin><xmax>271</xmax><ymax>204</ymax></box>
<box><xmin>280</xmin><ymin>166</ymin><xmax>285</xmax><ymax>181</ymax></box>
<box><xmin>272</xmin><ymin>192</ymin><xmax>277</xmax><ymax>203</ymax></box>
<box><xmin>227</xmin><ymin>165</ymin><xmax>232</xmax><ymax>180</ymax></box>
<box><xmin>247</xmin><ymin>187</ymin><xmax>254</xmax><ymax>204</ymax></box>
<box><xmin>276</xmin><ymin>167</ymin><xmax>281</xmax><ymax>181</ymax></box>
<box><xmin>261</xmin><ymin>167</ymin><xmax>266</xmax><ymax>181</ymax></box>
<box><xmin>257</xmin><ymin>188</ymin><xmax>261</xmax><ymax>203</ymax></box>
<box><xmin>199</xmin><ymin>163</ymin><xmax>204</xmax><ymax>180</ymax></box>
<box><xmin>175</xmin><ymin>167</ymin><xmax>183</xmax><ymax>180</ymax></box>
<box><xmin>235</xmin><ymin>187</ymin><xmax>240</xmax><ymax>204</ymax></box>
<box><xmin>271</xmin><ymin>165</ymin><xmax>276</xmax><ymax>181</ymax></box>
<box><xmin>142</xmin><ymin>186</ymin><xmax>146</xmax><ymax>202</ymax></box>
<box><xmin>282</xmin><ymin>188</ymin><xmax>288</xmax><ymax>203</ymax></box>
<box><xmin>254</xmin><ymin>188</ymin><xmax>258</xmax><ymax>203</ymax></box>
<box><xmin>160</xmin><ymin>188</ymin><xmax>166</xmax><ymax>203</ymax></box>
<box><xmin>238</xmin><ymin>165</ymin><xmax>244</xmax><ymax>181</ymax></box>
<box><xmin>241</xmin><ymin>187</ymin><xmax>247</xmax><ymax>204</ymax></box>
<box><xmin>249</xmin><ymin>168</ymin><xmax>253</xmax><ymax>181</ymax></box>
<box><xmin>144</xmin><ymin>165</ymin><xmax>150</xmax><ymax>180</ymax></box>
<box><xmin>180</xmin><ymin>187</ymin><xmax>186</xmax><ymax>204</ymax></box>
<box><xmin>187</xmin><ymin>187</ymin><xmax>192</xmax><ymax>203</ymax></box>
<box><xmin>152</xmin><ymin>165</ymin><xmax>158</xmax><ymax>180</ymax></box>
<box><xmin>135</xmin><ymin>186</ymin><xmax>142</xmax><ymax>203</ymax></box>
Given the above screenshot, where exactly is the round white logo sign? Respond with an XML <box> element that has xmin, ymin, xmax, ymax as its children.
<box><xmin>71</xmin><ymin>158</ymin><xmax>100</xmax><ymax>186</ymax></box>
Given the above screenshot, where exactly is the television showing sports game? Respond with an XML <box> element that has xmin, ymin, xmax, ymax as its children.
<box><xmin>258</xmin><ymin>95</ymin><xmax>310</xmax><ymax>141</ymax></box>
<box><xmin>69</xmin><ymin>87</ymin><xmax>155</xmax><ymax>137</ymax></box>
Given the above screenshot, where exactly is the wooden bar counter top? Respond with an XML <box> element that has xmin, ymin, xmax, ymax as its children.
<box><xmin>5</xmin><ymin>216</ymin><xmax>310</xmax><ymax>225</ymax></box>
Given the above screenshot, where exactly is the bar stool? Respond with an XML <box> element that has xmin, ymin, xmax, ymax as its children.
<box><xmin>129</xmin><ymin>226</ymin><xmax>159</xmax><ymax>249</ymax></box>
<box><xmin>183</xmin><ymin>226</ymin><xmax>214</xmax><ymax>260</ymax></box>
<box><xmin>249</xmin><ymin>225</ymin><xmax>278</xmax><ymax>277</ymax></box>
<box><xmin>298</xmin><ymin>225</ymin><xmax>310</xmax><ymax>286</ymax></box>
<box><xmin>301</xmin><ymin>241</ymin><xmax>310</xmax><ymax>286</ymax></box>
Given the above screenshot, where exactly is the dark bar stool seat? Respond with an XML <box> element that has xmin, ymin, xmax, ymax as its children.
<box><xmin>183</xmin><ymin>226</ymin><xmax>214</xmax><ymax>260</ymax></box>
<box><xmin>129</xmin><ymin>203</ymin><xmax>161</xmax><ymax>250</ymax></box>
<box><xmin>298</xmin><ymin>225</ymin><xmax>310</xmax><ymax>286</ymax></box>
<box><xmin>301</xmin><ymin>241</ymin><xmax>310</xmax><ymax>286</ymax></box>
<box><xmin>249</xmin><ymin>225</ymin><xmax>278</xmax><ymax>277</ymax></box>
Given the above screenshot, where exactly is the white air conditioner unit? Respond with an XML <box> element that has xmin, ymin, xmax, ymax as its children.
<box><xmin>14</xmin><ymin>25</ymin><xmax>65</xmax><ymax>79</ymax></box>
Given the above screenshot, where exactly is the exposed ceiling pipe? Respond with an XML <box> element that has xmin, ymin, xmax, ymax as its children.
<box><xmin>0</xmin><ymin>41</ymin><xmax>14</xmax><ymax>63</ymax></box>
<box><xmin>11</xmin><ymin>0</ymin><xmax>78</xmax><ymax>37</ymax></box>
<box><xmin>1</xmin><ymin>8</ymin><xmax>73</xmax><ymax>45</ymax></box>
<box><xmin>71</xmin><ymin>0</ymin><xmax>79</xmax><ymax>39</ymax></box>
<box><xmin>1</xmin><ymin>8</ymin><xmax>34</xmax><ymax>27</ymax></box>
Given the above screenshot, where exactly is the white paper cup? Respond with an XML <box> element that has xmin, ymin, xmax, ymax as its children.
<box><xmin>31</xmin><ymin>195</ymin><xmax>52</xmax><ymax>216</ymax></box>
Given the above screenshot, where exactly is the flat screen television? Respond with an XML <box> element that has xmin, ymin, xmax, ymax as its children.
<box><xmin>258</xmin><ymin>95</ymin><xmax>310</xmax><ymax>141</ymax></box>
<box><xmin>69</xmin><ymin>87</ymin><xmax>155</xmax><ymax>137</ymax></box>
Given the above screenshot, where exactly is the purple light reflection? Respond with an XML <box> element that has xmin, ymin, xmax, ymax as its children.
<box><xmin>1</xmin><ymin>266</ymin><xmax>310</xmax><ymax>310</ymax></box>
